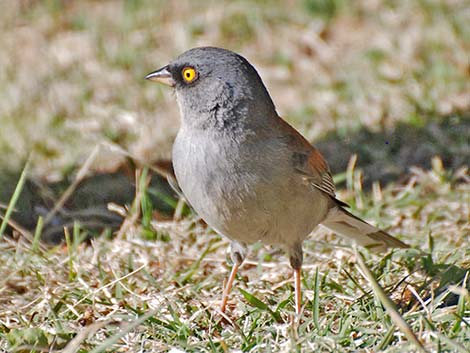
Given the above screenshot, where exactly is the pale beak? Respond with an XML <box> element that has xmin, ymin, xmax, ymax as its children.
<box><xmin>145</xmin><ymin>66</ymin><xmax>175</xmax><ymax>87</ymax></box>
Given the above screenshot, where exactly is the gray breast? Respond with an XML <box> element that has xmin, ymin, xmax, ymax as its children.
<box><xmin>172</xmin><ymin>127</ymin><xmax>327</xmax><ymax>246</ymax></box>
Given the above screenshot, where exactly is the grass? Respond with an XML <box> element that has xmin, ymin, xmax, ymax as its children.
<box><xmin>0</xmin><ymin>160</ymin><xmax>469</xmax><ymax>352</ymax></box>
<box><xmin>0</xmin><ymin>0</ymin><xmax>469</xmax><ymax>352</ymax></box>
<box><xmin>0</xmin><ymin>0</ymin><xmax>468</xmax><ymax>173</ymax></box>
<box><xmin>0</xmin><ymin>158</ymin><xmax>30</xmax><ymax>240</ymax></box>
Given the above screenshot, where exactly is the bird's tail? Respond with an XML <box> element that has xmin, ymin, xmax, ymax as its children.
<box><xmin>321</xmin><ymin>206</ymin><xmax>409</xmax><ymax>252</ymax></box>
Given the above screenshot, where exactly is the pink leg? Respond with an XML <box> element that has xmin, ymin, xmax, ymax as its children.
<box><xmin>294</xmin><ymin>267</ymin><xmax>302</xmax><ymax>315</ymax></box>
<box><xmin>220</xmin><ymin>262</ymin><xmax>240</xmax><ymax>313</ymax></box>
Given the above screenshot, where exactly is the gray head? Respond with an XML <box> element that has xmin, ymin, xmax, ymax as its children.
<box><xmin>146</xmin><ymin>47</ymin><xmax>276</xmax><ymax>130</ymax></box>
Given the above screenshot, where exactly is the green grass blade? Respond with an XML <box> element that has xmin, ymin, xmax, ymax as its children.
<box><xmin>239</xmin><ymin>288</ymin><xmax>282</xmax><ymax>322</ymax></box>
<box><xmin>434</xmin><ymin>331</ymin><xmax>469</xmax><ymax>353</ymax></box>
<box><xmin>377</xmin><ymin>324</ymin><xmax>397</xmax><ymax>351</ymax></box>
<box><xmin>64</xmin><ymin>226</ymin><xmax>76</xmax><ymax>282</ymax></box>
<box><xmin>32</xmin><ymin>216</ymin><xmax>43</xmax><ymax>252</ymax></box>
<box><xmin>88</xmin><ymin>310</ymin><xmax>157</xmax><ymax>353</ymax></box>
<box><xmin>450</xmin><ymin>270</ymin><xmax>470</xmax><ymax>334</ymax></box>
<box><xmin>0</xmin><ymin>158</ymin><xmax>30</xmax><ymax>240</ymax></box>
<box><xmin>313</xmin><ymin>267</ymin><xmax>320</xmax><ymax>331</ymax></box>
<box><xmin>355</xmin><ymin>247</ymin><xmax>429</xmax><ymax>353</ymax></box>
<box><xmin>239</xmin><ymin>287</ymin><xmax>269</xmax><ymax>310</ymax></box>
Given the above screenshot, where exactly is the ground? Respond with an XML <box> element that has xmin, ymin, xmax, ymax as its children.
<box><xmin>0</xmin><ymin>0</ymin><xmax>469</xmax><ymax>352</ymax></box>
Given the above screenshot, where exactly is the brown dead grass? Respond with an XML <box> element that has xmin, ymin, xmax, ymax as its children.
<box><xmin>0</xmin><ymin>0</ymin><xmax>468</xmax><ymax>177</ymax></box>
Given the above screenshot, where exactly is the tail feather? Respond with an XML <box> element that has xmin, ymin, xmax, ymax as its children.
<box><xmin>321</xmin><ymin>206</ymin><xmax>409</xmax><ymax>252</ymax></box>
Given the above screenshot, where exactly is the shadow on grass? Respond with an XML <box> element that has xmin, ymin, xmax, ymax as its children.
<box><xmin>0</xmin><ymin>113</ymin><xmax>468</xmax><ymax>242</ymax></box>
<box><xmin>0</xmin><ymin>170</ymin><xmax>175</xmax><ymax>243</ymax></box>
<box><xmin>316</xmin><ymin>112</ymin><xmax>469</xmax><ymax>187</ymax></box>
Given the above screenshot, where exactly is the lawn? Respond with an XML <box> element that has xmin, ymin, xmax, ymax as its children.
<box><xmin>0</xmin><ymin>0</ymin><xmax>469</xmax><ymax>352</ymax></box>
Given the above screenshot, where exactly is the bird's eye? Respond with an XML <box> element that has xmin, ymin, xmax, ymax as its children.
<box><xmin>181</xmin><ymin>67</ymin><xmax>198</xmax><ymax>83</ymax></box>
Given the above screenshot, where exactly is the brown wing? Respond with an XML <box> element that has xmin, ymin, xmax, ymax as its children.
<box><xmin>276</xmin><ymin>117</ymin><xmax>338</xmax><ymax>200</ymax></box>
<box><xmin>292</xmin><ymin>148</ymin><xmax>336</xmax><ymax>198</ymax></box>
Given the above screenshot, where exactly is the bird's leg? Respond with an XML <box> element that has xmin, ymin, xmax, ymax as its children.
<box><xmin>289</xmin><ymin>243</ymin><xmax>303</xmax><ymax>316</ymax></box>
<box><xmin>220</xmin><ymin>262</ymin><xmax>239</xmax><ymax>313</ymax></box>
<box><xmin>293</xmin><ymin>267</ymin><xmax>302</xmax><ymax>315</ymax></box>
<box><xmin>220</xmin><ymin>241</ymin><xmax>247</xmax><ymax>313</ymax></box>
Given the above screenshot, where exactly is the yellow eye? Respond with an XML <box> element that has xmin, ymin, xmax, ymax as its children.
<box><xmin>182</xmin><ymin>67</ymin><xmax>197</xmax><ymax>83</ymax></box>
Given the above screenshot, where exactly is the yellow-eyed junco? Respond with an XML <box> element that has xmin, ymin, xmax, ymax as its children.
<box><xmin>146</xmin><ymin>47</ymin><xmax>408</xmax><ymax>315</ymax></box>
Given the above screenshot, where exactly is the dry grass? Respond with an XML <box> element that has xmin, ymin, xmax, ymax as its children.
<box><xmin>0</xmin><ymin>0</ymin><xmax>468</xmax><ymax>176</ymax></box>
<box><xmin>0</xmin><ymin>0</ymin><xmax>469</xmax><ymax>352</ymax></box>
<box><xmin>1</xmin><ymin>162</ymin><xmax>469</xmax><ymax>352</ymax></box>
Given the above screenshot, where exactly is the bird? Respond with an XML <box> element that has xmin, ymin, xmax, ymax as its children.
<box><xmin>145</xmin><ymin>47</ymin><xmax>409</xmax><ymax>316</ymax></box>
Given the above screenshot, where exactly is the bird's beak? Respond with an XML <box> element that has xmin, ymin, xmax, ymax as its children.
<box><xmin>145</xmin><ymin>66</ymin><xmax>175</xmax><ymax>87</ymax></box>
